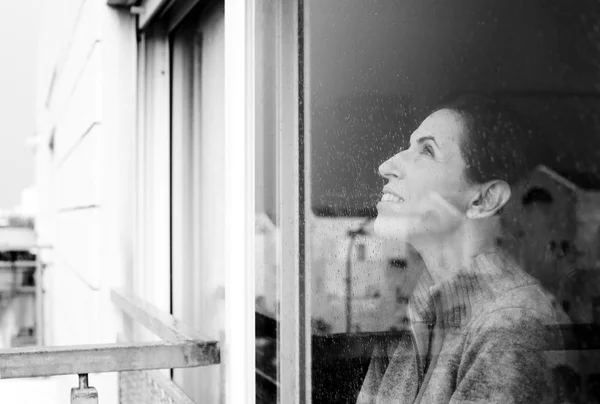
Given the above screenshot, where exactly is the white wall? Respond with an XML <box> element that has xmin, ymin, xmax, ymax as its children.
<box><xmin>35</xmin><ymin>0</ymin><xmax>136</xmax><ymax>402</ymax></box>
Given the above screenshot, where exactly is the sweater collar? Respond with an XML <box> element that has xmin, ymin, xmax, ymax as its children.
<box><xmin>409</xmin><ymin>249</ymin><xmax>533</xmax><ymax>327</ymax></box>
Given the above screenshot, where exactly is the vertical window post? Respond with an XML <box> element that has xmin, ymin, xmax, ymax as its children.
<box><xmin>225</xmin><ymin>0</ymin><xmax>255</xmax><ymax>403</ymax></box>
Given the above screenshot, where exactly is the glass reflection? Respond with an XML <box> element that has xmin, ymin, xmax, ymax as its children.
<box><xmin>306</xmin><ymin>1</ymin><xmax>600</xmax><ymax>404</ymax></box>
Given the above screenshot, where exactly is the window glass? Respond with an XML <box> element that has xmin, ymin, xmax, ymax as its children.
<box><xmin>258</xmin><ymin>1</ymin><xmax>600</xmax><ymax>403</ymax></box>
<box><xmin>306</xmin><ymin>2</ymin><xmax>600</xmax><ymax>404</ymax></box>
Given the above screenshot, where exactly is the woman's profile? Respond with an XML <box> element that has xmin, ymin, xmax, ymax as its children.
<box><xmin>357</xmin><ymin>95</ymin><xmax>564</xmax><ymax>403</ymax></box>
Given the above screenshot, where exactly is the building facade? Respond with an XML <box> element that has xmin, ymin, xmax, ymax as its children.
<box><xmin>30</xmin><ymin>1</ymin><xmax>600</xmax><ymax>403</ymax></box>
<box><xmin>32</xmin><ymin>1</ymin><xmax>255</xmax><ymax>403</ymax></box>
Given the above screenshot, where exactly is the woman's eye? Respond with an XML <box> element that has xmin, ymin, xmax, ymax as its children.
<box><xmin>422</xmin><ymin>144</ymin><xmax>434</xmax><ymax>157</ymax></box>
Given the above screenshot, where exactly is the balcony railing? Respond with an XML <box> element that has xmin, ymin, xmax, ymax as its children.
<box><xmin>0</xmin><ymin>288</ymin><xmax>220</xmax><ymax>403</ymax></box>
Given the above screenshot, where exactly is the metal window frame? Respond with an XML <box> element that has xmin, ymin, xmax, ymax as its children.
<box><xmin>134</xmin><ymin>23</ymin><xmax>172</xmax><ymax>343</ymax></box>
<box><xmin>253</xmin><ymin>0</ymin><xmax>309</xmax><ymax>403</ymax></box>
<box><xmin>170</xmin><ymin>2</ymin><xmax>228</xmax><ymax>401</ymax></box>
<box><xmin>136</xmin><ymin>0</ymin><xmax>204</xmax><ymax>31</ymax></box>
<box><xmin>137</xmin><ymin>1</ymin><xmax>310</xmax><ymax>404</ymax></box>
<box><xmin>276</xmin><ymin>1</ymin><xmax>311</xmax><ymax>403</ymax></box>
<box><xmin>137</xmin><ymin>0</ymin><xmax>172</xmax><ymax>29</ymax></box>
<box><xmin>135</xmin><ymin>1</ymin><xmax>258</xmax><ymax>403</ymax></box>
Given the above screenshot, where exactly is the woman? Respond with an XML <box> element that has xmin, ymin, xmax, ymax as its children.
<box><xmin>357</xmin><ymin>95</ymin><xmax>564</xmax><ymax>403</ymax></box>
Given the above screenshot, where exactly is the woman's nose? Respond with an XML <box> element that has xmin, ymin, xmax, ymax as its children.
<box><xmin>379</xmin><ymin>154</ymin><xmax>405</xmax><ymax>180</ymax></box>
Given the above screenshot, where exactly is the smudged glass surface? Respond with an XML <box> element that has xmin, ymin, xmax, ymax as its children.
<box><xmin>256</xmin><ymin>1</ymin><xmax>600</xmax><ymax>403</ymax></box>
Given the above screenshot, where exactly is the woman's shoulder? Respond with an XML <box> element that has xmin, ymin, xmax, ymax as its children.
<box><xmin>472</xmin><ymin>250</ymin><xmax>557</xmax><ymax>319</ymax></box>
<box><xmin>464</xmin><ymin>252</ymin><xmax>560</xmax><ymax>340</ymax></box>
<box><xmin>470</xmin><ymin>278</ymin><xmax>558</xmax><ymax>332</ymax></box>
<box><xmin>465</xmin><ymin>281</ymin><xmax>561</xmax><ymax>350</ymax></box>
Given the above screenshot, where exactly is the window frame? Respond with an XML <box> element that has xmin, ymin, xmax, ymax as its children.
<box><xmin>135</xmin><ymin>1</ymin><xmax>312</xmax><ymax>403</ymax></box>
<box><xmin>224</xmin><ymin>1</ymin><xmax>256</xmax><ymax>402</ymax></box>
<box><xmin>134</xmin><ymin>23</ymin><xmax>172</xmax><ymax>340</ymax></box>
<box><xmin>169</xmin><ymin>2</ymin><xmax>227</xmax><ymax>401</ymax></box>
<box><xmin>278</xmin><ymin>1</ymin><xmax>311</xmax><ymax>403</ymax></box>
<box><xmin>253</xmin><ymin>0</ymin><xmax>310</xmax><ymax>403</ymax></box>
<box><xmin>135</xmin><ymin>0</ymin><xmax>263</xmax><ymax>402</ymax></box>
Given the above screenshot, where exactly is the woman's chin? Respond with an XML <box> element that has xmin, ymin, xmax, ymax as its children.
<box><xmin>374</xmin><ymin>214</ymin><xmax>413</xmax><ymax>240</ymax></box>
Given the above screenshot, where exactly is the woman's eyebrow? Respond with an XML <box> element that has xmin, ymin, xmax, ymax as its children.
<box><xmin>416</xmin><ymin>135</ymin><xmax>439</xmax><ymax>147</ymax></box>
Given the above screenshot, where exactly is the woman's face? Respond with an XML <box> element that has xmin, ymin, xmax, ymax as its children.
<box><xmin>375</xmin><ymin>109</ymin><xmax>476</xmax><ymax>240</ymax></box>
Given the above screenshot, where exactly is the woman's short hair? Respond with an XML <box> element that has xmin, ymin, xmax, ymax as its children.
<box><xmin>434</xmin><ymin>94</ymin><xmax>540</xmax><ymax>187</ymax></box>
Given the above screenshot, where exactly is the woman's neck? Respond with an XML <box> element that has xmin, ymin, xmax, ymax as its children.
<box><xmin>412</xmin><ymin>220</ymin><xmax>500</xmax><ymax>284</ymax></box>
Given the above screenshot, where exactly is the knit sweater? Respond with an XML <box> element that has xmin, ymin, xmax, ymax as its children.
<box><xmin>357</xmin><ymin>250</ymin><xmax>564</xmax><ymax>404</ymax></box>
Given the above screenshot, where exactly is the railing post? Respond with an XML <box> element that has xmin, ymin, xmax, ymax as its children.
<box><xmin>71</xmin><ymin>374</ymin><xmax>98</xmax><ymax>404</ymax></box>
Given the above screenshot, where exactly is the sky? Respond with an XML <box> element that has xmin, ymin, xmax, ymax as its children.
<box><xmin>0</xmin><ymin>0</ymin><xmax>39</xmax><ymax>211</ymax></box>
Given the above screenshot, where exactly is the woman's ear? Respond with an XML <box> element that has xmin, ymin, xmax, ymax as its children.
<box><xmin>466</xmin><ymin>180</ymin><xmax>511</xmax><ymax>219</ymax></box>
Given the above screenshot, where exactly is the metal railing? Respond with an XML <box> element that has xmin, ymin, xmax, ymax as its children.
<box><xmin>0</xmin><ymin>288</ymin><xmax>220</xmax><ymax>403</ymax></box>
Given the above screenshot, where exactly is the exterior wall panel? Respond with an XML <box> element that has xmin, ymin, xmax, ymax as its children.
<box><xmin>54</xmin><ymin>47</ymin><xmax>102</xmax><ymax>164</ymax></box>
<box><xmin>35</xmin><ymin>1</ymin><xmax>152</xmax><ymax>402</ymax></box>
<box><xmin>45</xmin><ymin>253</ymin><xmax>100</xmax><ymax>345</ymax></box>
<box><xmin>56</xmin><ymin>124</ymin><xmax>102</xmax><ymax>210</ymax></box>
<box><xmin>55</xmin><ymin>207</ymin><xmax>102</xmax><ymax>289</ymax></box>
<box><xmin>50</xmin><ymin>0</ymin><xmax>101</xmax><ymax>119</ymax></box>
